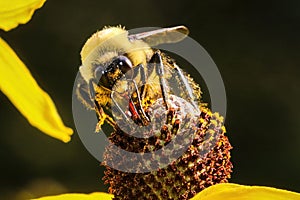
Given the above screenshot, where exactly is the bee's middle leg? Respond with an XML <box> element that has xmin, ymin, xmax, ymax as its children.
<box><xmin>149</xmin><ymin>51</ymin><xmax>169</xmax><ymax>110</ymax></box>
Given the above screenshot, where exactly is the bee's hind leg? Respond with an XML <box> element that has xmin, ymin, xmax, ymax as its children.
<box><xmin>173</xmin><ymin>65</ymin><xmax>199</xmax><ymax>111</ymax></box>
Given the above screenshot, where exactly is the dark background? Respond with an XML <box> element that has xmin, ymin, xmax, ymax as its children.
<box><xmin>1</xmin><ymin>0</ymin><xmax>299</xmax><ymax>199</ymax></box>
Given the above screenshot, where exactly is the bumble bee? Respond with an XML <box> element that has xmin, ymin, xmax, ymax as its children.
<box><xmin>76</xmin><ymin>25</ymin><xmax>201</xmax><ymax>132</ymax></box>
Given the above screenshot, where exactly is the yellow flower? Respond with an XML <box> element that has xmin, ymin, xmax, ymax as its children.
<box><xmin>193</xmin><ymin>183</ymin><xmax>300</xmax><ymax>200</ymax></box>
<box><xmin>33</xmin><ymin>192</ymin><xmax>113</xmax><ymax>200</ymax></box>
<box><xmin>0</xmin><ymin>0</ymin><xmax>73</xmax><ymax>142</ymax></box>
<box><xmin>32</xmin><ymin>183</ymin><xmax>300</xmax><ymax>200</ymax></box>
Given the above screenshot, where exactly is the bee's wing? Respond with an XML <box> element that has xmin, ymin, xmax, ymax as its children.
<box><xmin>128</xmin><ymin>26</ymin><xmax>189</xmax><ymax>46</ymax></box>
<box><xmin>75</xmin><ymin>70</ymin><xmax>95</xmax><ymax>109</ymax></box>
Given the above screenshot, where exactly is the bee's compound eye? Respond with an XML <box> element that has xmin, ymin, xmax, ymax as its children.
<box><xmin>94</xmin><ymin>65</ymin><xmax>105</xmax><ymax>82</ymax></box>
<box><xmin>117</xmin><ymin>56</ymin><xmax>133</xmax><ymax>77</ymax></box>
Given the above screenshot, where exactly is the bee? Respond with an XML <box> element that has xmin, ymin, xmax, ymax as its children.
<box><xmin>76</xmin><ymin>25</ymin><xmax>201</xmax><ymax>132</ymax></box>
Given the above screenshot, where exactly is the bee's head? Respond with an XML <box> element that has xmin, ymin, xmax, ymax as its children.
<box><xmin>92</xmin><ymin>55</ymin><xmax>134</xmax><ymax>89</ymax></box>
<box><xmin>79</xmin><ymin>26</ymin><xmax>151</xmax><ymax>86</ymax></box>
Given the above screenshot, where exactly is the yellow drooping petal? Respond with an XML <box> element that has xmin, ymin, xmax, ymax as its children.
<box><xmin>32</xmin><ymin>192</ymin><xmax>113</xmax><ymax>200</ymax></box>
<box><xmin>0</xmin><ymin>38</ymin><xmax>73</xmax><ymax>142</ymax></box>
<box><xmin>0</xmin><ymin>0</ymin><xmax>46</xmax><ymax>31</ymax></box>
<box><xmin>192</xmin><ymin>183</ymin><xmax>300</xmax><ymax>200</ymax></box>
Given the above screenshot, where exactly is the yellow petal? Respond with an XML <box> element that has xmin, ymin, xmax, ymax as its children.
<box><xmin>0</xmin><ymin>0</ymin><xmax>46</xmax><ymax>31</ymax></box>
<box><xmin>192</xmin><ymin>183</ymin><xmax>300</xmax><ymax>200</ymax></box>
<box><xmin>32</xmin><ymin>192</ymin><xmax>113</xmax><ymax>200</ymax></box>
<box><xmin>0</xmin><ymin>38</ymin><xmax>73</xmax><ymax>142</ymax></box>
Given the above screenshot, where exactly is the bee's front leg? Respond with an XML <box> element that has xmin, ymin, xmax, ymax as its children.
<box><xmin>88</xmin><ymin>78</ymin><xmax>116</xmax><ymax>132</ymax></box>
<box><xmin>127</xmin><ymin>79</ymin><xmax>150</xmax><ymax>125</ymax></box>
<box><xmin>94</xmin><ymin>99</ymin><xmax>115</xmax><ymax>132</ymax></box>
<box><xmin>110</xmin><ymin>91</ymin><xmax>132</xmax><ymax>125</ymax></box>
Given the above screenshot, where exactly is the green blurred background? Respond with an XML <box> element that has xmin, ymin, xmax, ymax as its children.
<box><xmin>1</xmin><ymin>0</ymin><xmax>299</xmax><ymax>199</ymax></box>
